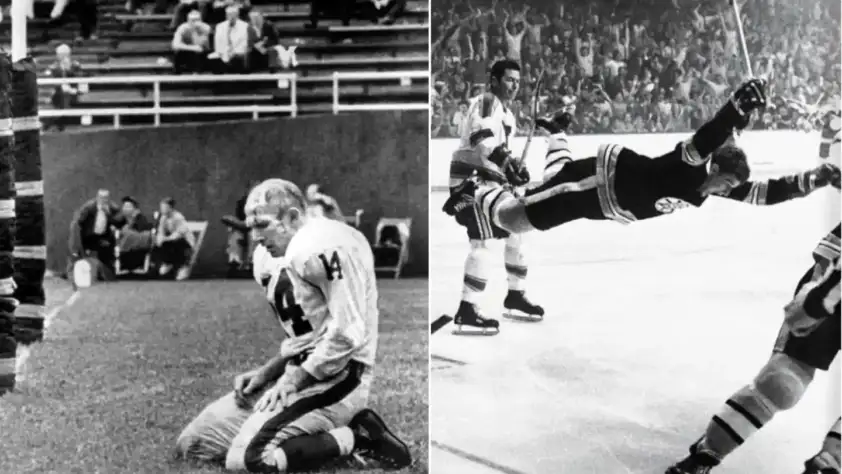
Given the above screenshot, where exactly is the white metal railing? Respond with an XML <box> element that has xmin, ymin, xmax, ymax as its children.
<box><xmin>37</xmin><ymin>70</ymin><xmax>430</xmax><ymax>127</ymax></box>
<box><xmin>37</xmin><ymin>73</ymin><xmax>298</xmax><ymax>128</ymax></box>
<box><xmin>331</xmin><ymin>70</ymin><xmax>429</xmax><ymax>114</ymax></box>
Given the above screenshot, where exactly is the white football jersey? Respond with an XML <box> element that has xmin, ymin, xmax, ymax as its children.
<box><xmin>266</xmin><ymin>217</ymin><xmax>378</xmax><ymax>380</ymax></box>
<box><xmin>450</xmin><ymin>93</ymin><xmax>516</xmax><ymax>186</ymax></box>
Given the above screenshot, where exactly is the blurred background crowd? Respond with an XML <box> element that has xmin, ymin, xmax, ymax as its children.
<box><xmin>431</xmin><ymin>0</ymin><xmax>841</xmax><ymax>137</ymax></box>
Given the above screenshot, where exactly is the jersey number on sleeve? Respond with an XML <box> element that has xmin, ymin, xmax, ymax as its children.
<box><xmin>319</xmin><ymin>251</ymin><xmax>343</xmax><ymax>281</ymax></box>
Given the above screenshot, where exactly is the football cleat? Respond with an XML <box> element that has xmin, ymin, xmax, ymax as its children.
<box><xmin>350</xmin><ymin>409</ymin><xmax>412</xmax><ymax>469</ymax></box>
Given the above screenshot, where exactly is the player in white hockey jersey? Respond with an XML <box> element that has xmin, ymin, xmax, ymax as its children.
<box><xmin>445</xmin><ymin>59</ymin><xmax>545</xmax><ymax>335</ymax></box>
<box><xmin>176</xmin><ymin>179</ymin><xmax>411</xmax><ymax>472</ymax></box>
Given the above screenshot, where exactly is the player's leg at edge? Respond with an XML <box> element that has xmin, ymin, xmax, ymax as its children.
<box><xmin>665</xmin><ymin>352</ymin><xmax>818</xmax><ymax>474</ymax></box>
<box><xmin>801</xmin><ymin>417</ymin><xmax>841</xmax><ymax>474</ymax></box>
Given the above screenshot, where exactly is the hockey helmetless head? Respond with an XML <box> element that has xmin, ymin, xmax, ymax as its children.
<box><xmin>489</xmin><ymin>59</ymin><xmax>521</xmax><ymax>104</ymax></box>
<box><xmin>700</xmin><ymin>144</ymin><xmax>750</xmax><ymax>196</ymax></box>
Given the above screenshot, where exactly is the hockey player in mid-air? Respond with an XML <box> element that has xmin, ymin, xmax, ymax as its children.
<box><xmin>445</xmin><ymin>78</ymin><xmax>839</xmax><ymax>236</ymax></box>
<box><xmin>445</xmin><ymin>59</ymin><xmax>545</xmax><ymax>335</ymax></box>
<box><xmin>666</xmin><ymin>110</ymin><xmax>841</xmax><ymax>474</ymax></box>
<box><xmin>176</xmin><ymin>179</ymin><xmax>411</xmax><ymax>472</ymax></box>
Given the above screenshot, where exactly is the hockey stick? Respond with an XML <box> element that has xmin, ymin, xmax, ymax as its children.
<box><xmin>431</xmin><ymin>315</ymin><xmax>453</xmax><ymax>334</ymax></box>
<box><xmin>517</xmin><ymin>68</ymin><xmax>546</xmax><ymax>167</ymax></box>
<box><xmin>729</xmin><ymin>0</ymin><xmax>753</xmax><ymax>78</ymax></box>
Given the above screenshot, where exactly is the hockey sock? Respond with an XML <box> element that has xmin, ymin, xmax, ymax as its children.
<box><xmin>809</xmin><ymin>417</ymin><xmax>842</xmax><ymax>471</ymax></box>
<box><xmin>273</xmin><ymin>427</ymin><xmax>354</xmax><ymax>472</ymax></box>
<box><xmin>544</xmin><ymin>132</ymin><xmax>572</xmax><ymax>180</ymax></box>
<box><xmin>504</xmin><ymin>235</ymin><xmax>527</xmax><ymax>291</ymax></box>
<box><xmin>462</xmin><ymin>241</ymin><xmax>491</xmax><ymax>305</ymax></box>
<box><xmin>698</xmin><ymin>384</ymin><xmax>775</xmax><ymax>459</ymax></box>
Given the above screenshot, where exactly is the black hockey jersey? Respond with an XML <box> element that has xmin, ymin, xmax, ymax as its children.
<box><xmin>603</xmin><ymin>142</ymin><xmax>828</xmax><ymax>221</ymax></box>
<box><xmin>801</xmin><ymin>257</ymin><xmax>841</xmax><ymax>321</ymax></box>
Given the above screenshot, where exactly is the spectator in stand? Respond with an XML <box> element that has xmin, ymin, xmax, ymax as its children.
<box><xmin>43</xmin><ymin>44</ymin><xmax>85</xmax><ymax>130</ymax></box>
<box><xmin>432</xmin><ymin>0</ymin><xmax>840</xmax><ymax>135</ymax></box>
<box><xmin>172</xmin><ymin>10</ymin><xmax>212</xmax><ymax>74</ymax></box>
<box><xmin>210</xmin><ymin>5</ymin><xmax>250</xmax><ymax>74</ymax></box>
<box><xmin>248</xmin><ymin>10</ymin><xmax>278</xmax><ymax>72</ymax></box>
<box><xmin>153</xmin><ymin>198</ymin><xmax>196</xmax><ymax>281</ymax></box>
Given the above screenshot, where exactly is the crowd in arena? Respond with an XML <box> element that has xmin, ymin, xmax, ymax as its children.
<box><xmin>431</xmin><ymin>0</ymin><xmax>842</xmax><ymax>136</ymax></box>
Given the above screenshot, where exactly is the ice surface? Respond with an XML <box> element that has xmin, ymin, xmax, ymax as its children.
<box><xmin>429</xmin><ymin>184</ymin><xmax>841</xmax><ymax>474</ymax></box>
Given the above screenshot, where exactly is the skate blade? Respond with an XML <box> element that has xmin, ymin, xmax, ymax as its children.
<box><xmin>503</xmin><ymin>310</ymin><xmax>543</xmax><ymax>322</ymax></box>
<box><xmin>451</xmin><ymin>325</ymin><xmax>499</xmax><ymax>336</ymax></box>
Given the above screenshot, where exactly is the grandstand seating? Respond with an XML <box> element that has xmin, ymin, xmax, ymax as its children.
<box><xmin>15</xmin><ymin>0</ymin><xmax>429</xmax><ymax>127</ymax></box>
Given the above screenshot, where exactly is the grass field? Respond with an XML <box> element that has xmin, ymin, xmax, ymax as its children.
<box><xmin>0</xmin><ymin>278</ymin><xmax>428</xmax><ymax>474</ymax></box>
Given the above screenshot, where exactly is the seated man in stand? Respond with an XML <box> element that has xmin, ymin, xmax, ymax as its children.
<box><xmin>210</xmin><ymin>5</ymin><xmax>250</xmax><ymax>74</ymax></box>
<box><xmin>172</xmin><ymin>10</ymin><xmax>212</xmax><ymax>74</ymax></box>
<box><xmin>153</xmin><ymin>197</ymin><xmax>196</xmax><ymax>281</ymax></box>
<box><xmin>68</xmin><ymin>189</ymin><xmax>124</xmax><ymax>277</ymax></box>
<box><xmin>116</xmin><ymin>196</ymin><xmax>156</xmax><ymax>274</ymax></box>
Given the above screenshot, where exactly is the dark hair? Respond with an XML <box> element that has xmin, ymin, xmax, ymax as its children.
<box><xmin>490</xmin><ymin>60</ymin><xmax>521</xmax><ymax>82</ymax></box>
<box><xmin>161</xmin><ymin>197</ymin><xmax>176</xmax><ymax>208</ymax></box>
<box><xmin>121</xmin><ymin>196</ymin><xmax>139</xmax><ymax>208</ymax></box>
<box><xmin>711</xmin><ymin>144</ymin><xmax>750</xmax><ymax>182</ymax></box>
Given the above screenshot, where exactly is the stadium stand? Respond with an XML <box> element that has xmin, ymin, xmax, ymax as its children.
<box><xmin>432</xmin><ymin>0</ymin><xmax>840</xmax><ymax>136</ymax></box>
<box><xmin>15</xmin><ymin>0</ymin><xmax>429</xmax><ymax>127</ymax></box>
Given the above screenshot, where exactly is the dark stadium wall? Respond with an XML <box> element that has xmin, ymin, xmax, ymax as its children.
<box><xmin>41</xmin><ymin>110</ymin><xmax>429</xmax><ymax>277</ymax></box>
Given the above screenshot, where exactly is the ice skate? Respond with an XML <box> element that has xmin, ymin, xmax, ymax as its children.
<box><xmin>666</xmin><ymin>440</ymin><xmax>720</xmax><ymax>474</ymax></box>
<box><xmin>503</xmin><ymin>290</ymin><xmax>544</xmax><ymax>322</ymax></box>
<box><xmin>349</xmin><ymin>409</ymin><xmax>412</xmax><ymax>469</ymax></box>
<box><xmin>535</xmin><ymin>108</ymin><xmax>574</xmax><ymax>135</ymax></box>
<box><xmin>452</xmin><ymin>301</ymin><xmax>499</xmax><ymax>336</ymax></box>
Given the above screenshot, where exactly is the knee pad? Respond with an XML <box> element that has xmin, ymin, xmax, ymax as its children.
<box><xmin>754</xmin><ymin>354</ymin><xmax>814</xmax><ymax>411</ymax></box>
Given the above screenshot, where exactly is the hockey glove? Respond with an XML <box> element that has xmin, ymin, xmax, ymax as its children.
<box><xmin>726</xmin><ymin>78</ymin><xmax>767</xmax><ymax>130</ymax></box>
<box><xmin>506</xmin><ymin>162</ymin><xmax>530</xmax><ymax>186</ymax></box>
<box><xmin>486</xmin><ymin>143</ymin><xmax>514</xmax><ymax>169</ymax></box>
<box><xmin>814</xmin><ymin>162</ymin><xmax>841</xmax><ymax>189</ymax></box>
<box><xmin>536</xmin><ymin>109</ymin><xmax>574</xmax><ymax>135</ymax></box>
